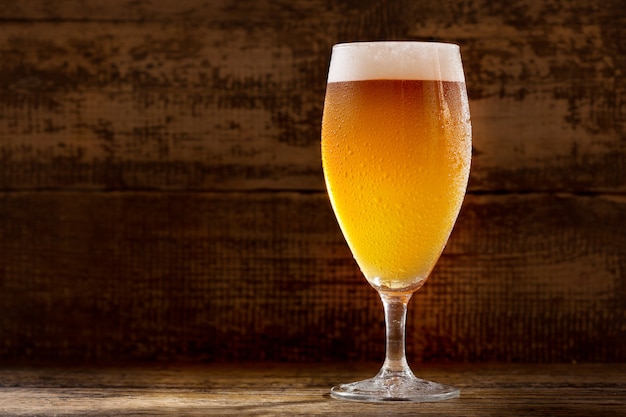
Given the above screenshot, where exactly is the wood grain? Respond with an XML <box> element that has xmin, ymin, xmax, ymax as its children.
<box><xmin>1</xmin><ymin>0</ymin><xmax>624</xmax><ymax>192</ymax></box>
<box><xmin>0</xmin><ymin>0</ymin><xmax>625</xmax><ymax>363</ymax></box>
<box><xmin>0</xmin><ymin>363</ymin><xmax>624</xmax><ymax>416</ymax></box>
<box><xmin>1</xmin><ymin>192</ymin><xmax>624</xmax><ymax>362</ymax></box>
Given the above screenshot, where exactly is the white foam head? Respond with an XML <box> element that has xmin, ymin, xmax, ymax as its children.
<box><xmin>327</xmin><ymin>41</ymin><xmax>465</xmax><ymax>83</ymax></box>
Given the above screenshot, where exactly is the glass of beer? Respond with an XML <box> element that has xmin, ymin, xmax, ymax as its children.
<box><xmin>321</xmin><ymin>41</ymin><xmax>471</xmax><ymax>402</ymax></box>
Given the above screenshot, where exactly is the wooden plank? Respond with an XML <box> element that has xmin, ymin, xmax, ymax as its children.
<box><xmin>1</xmin><ymin>0</ymin><xmax>624</xmax><ymax>192</ymax></box>
<box><xmin>0</xmin><ymin>363</ymin><xmax>624</xmax><ymax>416</ymax></box>
<box><xmin>0</xmin><ymin>0</ymin><xmax>624</xmax><ymax>367</ymax></box>
<box><xmin>1</xmin><ymin>192</ymin><xmax>624</xmax><ymax>363</ymax></box>
<box><xmin>0</xmin><ymin>19</ymin><xmax>328</xmax><ymax>191</ymax></box>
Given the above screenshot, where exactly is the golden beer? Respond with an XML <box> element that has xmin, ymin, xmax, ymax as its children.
<box><xmin>321</xmin><ymin>48</ymin><xmax>471</xmax><ymax>292</ymax></box>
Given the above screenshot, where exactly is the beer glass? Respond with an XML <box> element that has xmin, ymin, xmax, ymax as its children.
<box><xmin>321</xmin><ymin>41</ymin><xmax>471</xmax><ymax>402</ymax></box>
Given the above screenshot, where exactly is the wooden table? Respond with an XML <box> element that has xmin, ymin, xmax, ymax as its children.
<box><xmin>0</xmin><ymin>363</ymin><xmax>624</xmax><ymax>416</ymax></box>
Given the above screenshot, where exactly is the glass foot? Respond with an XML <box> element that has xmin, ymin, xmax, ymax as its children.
<box><xmin>330</xmin><ymin>371</ymin><xmax>459</xmax><ymax>402</ymax></box>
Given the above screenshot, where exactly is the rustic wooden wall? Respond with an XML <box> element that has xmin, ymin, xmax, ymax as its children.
<box><xmin>1</xmin><ymin>0</ymin><xmax>625</xmax><ymax>363</ymax></box>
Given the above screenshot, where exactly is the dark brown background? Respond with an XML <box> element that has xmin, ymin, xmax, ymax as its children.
<box><xmin>1</xmin><ymin>0</ymin><xmax>625</xmax><ymax>364</ymax></box>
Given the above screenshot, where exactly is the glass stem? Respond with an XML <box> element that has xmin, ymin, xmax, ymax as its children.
<box><xmin>379</xmin><ymin>292</ymin><xmax>415</xmax><ymax>377</ymax></box>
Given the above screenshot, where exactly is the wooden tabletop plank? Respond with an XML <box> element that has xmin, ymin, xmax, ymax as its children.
<box><xmin>0</xmin><ymin>363</ymin><xmax>624</xmax><ymax>416</ymax></box>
